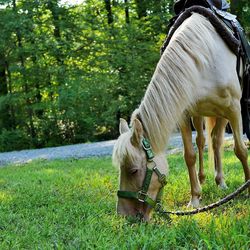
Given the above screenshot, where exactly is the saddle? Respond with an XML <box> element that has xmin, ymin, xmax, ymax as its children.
<box><xmin>174</xmin><ymin>0</ymin><xmax>230</xmax><ymax>15</ymax></box>
<box><xmin>164</xmin><ymin>2</ymin><xmax>250</xmax><ymax>139</ymax></box>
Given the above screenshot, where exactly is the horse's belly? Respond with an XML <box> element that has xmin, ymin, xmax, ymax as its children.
<box><xmin>190</xmin><ymin>103</ymin><xmax>227</xmax><ymax>117</ymax></box>
<box><xmin>189</xmin><ymin>83</ymin><xmax>240</xmax><ymax>118</ymax></box>
<box><xmin>190</xmin><ymin>94</ymin><xmax>233</xmax><ymax>117</ymax></box>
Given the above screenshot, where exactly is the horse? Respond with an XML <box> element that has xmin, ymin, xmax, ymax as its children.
<box><xmin>112</xmin><ymin>13</ymin><xmax>250</xmax><ymax>221</ymax></box>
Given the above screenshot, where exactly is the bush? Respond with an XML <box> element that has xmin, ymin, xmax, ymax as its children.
<box><xmin>0</xmin><ymin>129</ymin><xmax>31</xmax><ymax>152</ymax></box>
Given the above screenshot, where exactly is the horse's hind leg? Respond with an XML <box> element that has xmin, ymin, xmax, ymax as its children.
<box><xmin>192</xmin><ymin>117</ymin><xmax>206</xmax><ymax>184</ymax></box>
<box><xmin>227</xmin><ymin>101</ymin><xmax>250</xmax><ymax>192</ymax></box>
<box><xmin>180</xmin><ymin>118</ymin><xmax>201</xmax><ymax>207</ymax></box>
<box><xmin>211</xmin><ymin>117</ymin><xmax>228</xmax><ymax>189</ymax></box>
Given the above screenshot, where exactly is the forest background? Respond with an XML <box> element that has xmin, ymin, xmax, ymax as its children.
<box><xmin>0</xmin><ymin>0</ymin><xmax>249</xmax><ymax>152</ymax></box>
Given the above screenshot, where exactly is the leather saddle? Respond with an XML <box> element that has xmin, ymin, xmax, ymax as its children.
<box><xmin>174</xmin><ymin>0</ymin><xmax>230</xmax><ymax>15</ymax></box>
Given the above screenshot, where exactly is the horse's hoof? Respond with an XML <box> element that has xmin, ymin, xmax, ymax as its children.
<box><xmin>215</xmin><ymin>177</ymin><xmax>228</xmax><ymax>189</ymax></box>
<box><xmin>218</xmin><ymin>182</ymin><xmax>228</xmax><ymax>190</ymax></box>
<box><xmin>187</xmin><ymin>198</ymin><xmax>200</xmax><ymax>208</ymax></box>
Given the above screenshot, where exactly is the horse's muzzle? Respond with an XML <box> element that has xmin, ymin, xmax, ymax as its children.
<box><xmin>117</xmin><ymin>198</ymin><xmax>152</xmax><ymax>221</ymax></box>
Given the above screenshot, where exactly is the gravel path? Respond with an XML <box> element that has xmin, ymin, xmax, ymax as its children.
<box><xmin>0</xmin><ymin>132</ymin><xmax>238</xmax><ymax>167</ymax></box>
<box><xmin>0</xmin><ymin>140</ymin><xmax>116</xmax><ymax>167</ymax></box>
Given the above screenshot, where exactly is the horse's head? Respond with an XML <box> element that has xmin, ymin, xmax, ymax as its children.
<box><xmin>112</xmin><ymin>118</ymin><xmax>168</xmax><ymax>221</ymax></box>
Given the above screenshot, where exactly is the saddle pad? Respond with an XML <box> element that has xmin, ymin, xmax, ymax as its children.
<box><xmin>161</xmin><ymin>6</ymin><xmax>240</xmax><ymax>56</ymax></box>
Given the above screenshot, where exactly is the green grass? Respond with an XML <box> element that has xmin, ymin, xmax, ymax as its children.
<box><xmin>0</xmin><ymin>150</ymin><xmax>249</xmax><ymax>249</ymax></box>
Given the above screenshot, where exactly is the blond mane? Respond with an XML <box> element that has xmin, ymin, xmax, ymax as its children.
<box><xmin>131</xmin><ymin>13</ymin><xmax>218</xmax><ymax>153</ymax></box>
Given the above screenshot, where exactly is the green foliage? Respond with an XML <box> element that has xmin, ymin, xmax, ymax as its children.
<box><xmin>0</xmin><ymin>0</ymin><xmax>172</xmax><ymax>151</ymax></box>
<box><xmin>0</xmin><ymin>129</ymin><xmax>31</xmax><ymax>152</ymax></box>
<box><xmin>0</xmin><ymin>0</ymin><xmax>249</xmax><ymax>151</ymax></box>
<box><xmin>0</xmin><ymin>151</ymin><xmax>249</xmax><ymax>249</ymax></box>
<box><xmin>230</xmin><ymin>0</ymin><xmax>250</xmax><ymax>38</ymax></box>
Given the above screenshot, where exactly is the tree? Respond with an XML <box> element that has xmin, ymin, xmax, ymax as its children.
<box><xmin>0</xmin><ymin>0</ymin><xmax>248</xmax><ymax>151</ymax></box>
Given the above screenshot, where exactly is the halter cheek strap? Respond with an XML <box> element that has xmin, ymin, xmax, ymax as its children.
<box><xmin>117</xmin><ymin>138</ymin><xmax>167</xmax><ymax>210</ymax></box>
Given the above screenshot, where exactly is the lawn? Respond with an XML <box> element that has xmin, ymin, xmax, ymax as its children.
<box><xmin>0</xmin><ymin>150</ymin><xmax>249</xmax><ymax>249</ymax></box>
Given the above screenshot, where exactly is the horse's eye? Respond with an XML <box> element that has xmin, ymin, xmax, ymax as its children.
<box><xmin>130</xmin><ymin>169</ymin><xmax>138</xmax><ymax>175</ymax></box>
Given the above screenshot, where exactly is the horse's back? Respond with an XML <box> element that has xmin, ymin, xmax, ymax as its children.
<box><xmin>175</xmin><ymin>13</ymin><xmax>241</xmax><ymax>117</ymax></box>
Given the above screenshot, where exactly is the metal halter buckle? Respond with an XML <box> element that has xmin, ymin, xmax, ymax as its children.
<box><xmin>138</xmin><ymin>191</ymin><xmax>147</xmax><ymax>202</ymax></box>
<box><xmin>155</xmin><ymin>203</ymin><xmax>162</xmax><ymax>212</ymax></box>
<box><xmin>159</xmin><ymin>174</ymin><xmax>167</xmax><ymax>186</ymax></box>
<box><xmin>153</xmin><ymin>166</ymin><xmax>167</xmax><ymax>186</ymax></box>
<box><xmin>141</xmin><ymin>138</ymin><xmax>154</xmax><ymax>161</ymax></box>
<box><xmin>141</xmin><ymin>138</ymin><xmax>151</xmax><ymax>150</ymax></box>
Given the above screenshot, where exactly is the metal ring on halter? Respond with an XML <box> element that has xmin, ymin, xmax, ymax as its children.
<box><xmin>137</xmin><ymin>191</ymin><xmax>147</xmax><ymax>203</ymax></box>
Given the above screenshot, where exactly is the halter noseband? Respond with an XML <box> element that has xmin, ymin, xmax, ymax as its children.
<box><xmin>117</xmin><ymin>138</ymin><xmax>167</xmax><ymax>210</ymax></box>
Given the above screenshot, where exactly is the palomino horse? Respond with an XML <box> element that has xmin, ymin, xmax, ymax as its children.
<box><xmin>112</xmin><ymin>13</ymin><xmax>250</xmax><ymax>220</ymax></box>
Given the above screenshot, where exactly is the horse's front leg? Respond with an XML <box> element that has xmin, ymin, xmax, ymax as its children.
<box><xmin>180</xmin><ymin>119</ymin><xmax>201</xmax><ymax>208</ymax></box>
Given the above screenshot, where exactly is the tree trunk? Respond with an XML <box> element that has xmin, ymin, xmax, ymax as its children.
<box><xmin>0</xmin><ymin>56</ymin><xmax>7</xmax><ymax>95</ymax></box>
<box><xmin>135</xmin><ymin>0</ymin><xmax>147</xmax><ymax>19</ymax></box>
<box><xmin>104</xmin><ymin>0</ymin><xmax>113</xmax><ymax>24</ymax></box>
<box><xmin>47</xmin><ymin>0</ymin><xmax>61</xmax><ymax>39</ymax></box>
<box><xmin>124</xmin><ymin>0</ymin><xmax>129</xmax><ymax>23</ymax></box>
<box><xmin>47</xmin><ymin>0</ymin><xmax>64</xmax><ymax>65</ymax></box>
<box><xmin>0</xmin><ymin>54</ymin><xmax>11</xmax><ymax>130</ymax></box>
<box><xmin>5</xmin><ymin>60</ymin><xmax>16</xmax><ymax>128</ymax></box>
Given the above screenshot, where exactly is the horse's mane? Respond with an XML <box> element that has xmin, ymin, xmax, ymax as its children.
<box><xmin>132</xmin><ymin>13</ymin><xmax>218</xmax><ymax>153</ymax></box>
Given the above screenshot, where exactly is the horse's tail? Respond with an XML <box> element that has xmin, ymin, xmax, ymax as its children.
<box><xmin>205</xmin><ymin>117</ymin><xmax>216</xmax><ymax>168</ymax></box>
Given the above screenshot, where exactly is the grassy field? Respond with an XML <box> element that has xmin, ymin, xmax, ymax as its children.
<box><xmin>0</xmin><ymin>149</ymin><xmax>249</xmax><ymax>249</ymax></box>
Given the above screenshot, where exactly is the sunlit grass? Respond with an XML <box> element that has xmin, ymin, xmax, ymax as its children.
<box><xmin>0</xmin><ymin>150</ymin><xmax>249</xmax><ymax>249</ymax></box>
<box><xmin>0</xmin><ymin>190</ymin><xmax>13</xmax><ymax>203</ymax></box>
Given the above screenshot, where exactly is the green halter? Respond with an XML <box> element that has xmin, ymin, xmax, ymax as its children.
<box><xmin>117</xmin><ymin>138</ymin><xmax>167</xmax><ymax>210</ymax></box>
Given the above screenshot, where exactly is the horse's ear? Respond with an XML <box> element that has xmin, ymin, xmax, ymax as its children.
<box><xmin>131</xmin><ymin>118</ymin><xmax>143</xmax><ymax>146</ymax></box>
<box><xmin>119</xmin><ymin>118</ymin><xmax>130</xmax><ymax>134</ymax></box>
